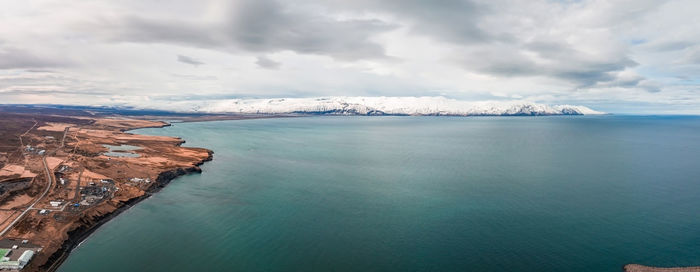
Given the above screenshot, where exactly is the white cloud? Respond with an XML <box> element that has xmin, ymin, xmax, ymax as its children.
<box><xmin>0</xmin><ymin>0</ymin><xmax>699</xmax><ymax>113</ymax></box>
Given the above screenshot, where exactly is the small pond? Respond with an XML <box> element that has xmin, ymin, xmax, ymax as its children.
<box><xmin>102</xmin><ymin>144</ymin><xmax>142</xmax><ymax>158</ymax></box>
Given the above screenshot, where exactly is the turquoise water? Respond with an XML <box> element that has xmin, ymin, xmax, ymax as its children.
<box><xmin>60</xmin><ymin>116</ymin><xmax>700</xmax><ymax>271</ymax></box>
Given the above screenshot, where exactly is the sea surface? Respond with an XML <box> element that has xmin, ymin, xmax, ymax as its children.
<box><xmin>60</xmin><ymin>116</ymin><xmax>700</xmax><ymax>272</ymax></box>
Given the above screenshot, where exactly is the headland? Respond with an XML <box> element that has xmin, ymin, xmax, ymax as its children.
<box><xmin>0</xmin><ymin>105</ymin><xmax>274</xmax><ymax>271</ymax></box>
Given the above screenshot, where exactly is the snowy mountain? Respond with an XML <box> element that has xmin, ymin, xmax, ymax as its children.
<box><xmin>140</xmin><ymin>97</ymin><xmax>604</xmax><ymax>116</ymax></box>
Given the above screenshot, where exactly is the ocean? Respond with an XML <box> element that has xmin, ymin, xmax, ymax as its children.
<box><xmin>59</xmin><ymin>116</ymin><xmax>700</xmax><ymax>271</ymax></box>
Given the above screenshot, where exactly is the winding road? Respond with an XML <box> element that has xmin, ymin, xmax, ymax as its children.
<box><xmin>0</xmin><ymin>156</ymin><xmax>54</xmax><ymax>237</ymax></box>
<box><xmin>0</xmin><ymin>123</ymin><xmax>68</xmax><ymax>237</ymax></box>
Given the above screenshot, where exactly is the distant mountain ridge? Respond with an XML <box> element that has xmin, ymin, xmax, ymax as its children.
<box><xmin>139</xmin><ymin>96</ymin><xmax>604</xmax><ymax>116</ymax></box>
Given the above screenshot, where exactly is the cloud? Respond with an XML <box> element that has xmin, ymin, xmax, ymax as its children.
<box><xmin>0</xmin><ymin>86</ymin><xmax>112</xmax><ymax>96</ymax></box>
<box><xmin>106</xmin><ymin>16</ymin><xmax>218</xmax><ymax>48</ymax></box>
<box><xmin>337</xmin><ymin>0</ymin><xmax>495</xmax><ymax>44</ymax></box>
<box><xmin>2</xmin><ymin>0</ymin><xmax>700</xmax><ymax>113</ymax></box>
<box><xmin>227</xmin><ymin>0</ymin><xmax>396</xmax><ymax>60</ymax></box>
<box><xmin>25</xmin><ymin>69</ymin><xmax>57</xmax><ymax>73</ymax></box>
<box><xmin>177</xmin><ymin>55</ymin><xmax>204</xmax><ymax>66</ymax></box>
<box><xmin>169</xmin><ymin>73</ymin><xmax>217</xmax><ymax>80</ymax></box>
<box><xmin>453</xmin><ymin>41</ymin><xmax>639</xmax><ymax>88</ymax></box>
<box><xmin>317</xmin><ymin>0</ymin><xmax>649</xmax><ymax>88</ymax></box>
<box><xmin>255</xmin><ymin>56</ymin><xmax>281</xmax><ymax>69</ymax></box>
<box><xmin>0</xmin><ymin>46</ymin><xmax>67</xmax><ymax>70</ymax></box>
<box><xmin>96</xmin><ymin>0</ymin><xmax>396</xmax><ymax>61</ymax></box>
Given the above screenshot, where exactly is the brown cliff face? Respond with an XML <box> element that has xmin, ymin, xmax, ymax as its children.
<box><xmin>38</xmin><ymin>160</ymin><xmax>213</xmax><ymax>272</ymax></box>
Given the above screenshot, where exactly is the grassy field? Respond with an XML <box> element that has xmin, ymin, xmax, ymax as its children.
<box><xmin>0</xmin><ymin>248</ymin><xmax>9</xmax><ymax>258</ymax></box>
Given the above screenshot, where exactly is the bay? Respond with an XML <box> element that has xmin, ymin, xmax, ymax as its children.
<box><xmin>59</xmin><ymin>116</ymin><xmax>700</xmax><ymax>271</ymax></box>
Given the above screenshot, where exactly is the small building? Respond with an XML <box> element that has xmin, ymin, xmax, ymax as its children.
<box><xmin>0</xmin><ymin>261</ymin><xmax>20</xmax><ymax>270</ymax></box>
<box><xmin>0</xmin><ymin>239</ymin><xmax>42</xmax><ymax>270</ymax></box>
<box><xmin>50</xmin><ymin>201</ymin><xmax>62</xmax><ymax>207</ymax></box>
<box><xmin>18</xmin><ymin>250</ymin><xmax>34</xmax><ymax>268</ymax></box>
<box><xmin>39</xmin><ymin>210</ymin><xmax>48</xmax><ymax>215</ymax></box>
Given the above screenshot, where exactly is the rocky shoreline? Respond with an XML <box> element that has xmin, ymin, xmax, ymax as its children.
<box><xmin>624</xmin><ymin>264</ymin><xmax>700</xmax><ymax>272</ymax></box>
<box><xmin>41</xmin><ymin>150</ymin><xmax>213</xmax><ymax>272</ymax></box>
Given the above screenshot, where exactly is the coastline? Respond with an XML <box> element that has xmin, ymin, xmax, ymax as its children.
<box><xmin>38</xmin><ymin>124</ymin><xmax>215</xmax><ymax>272</ymax></box>
<box><xmin>17</xmin><ymin>115</ymin><xmax>700</xmax><ymax>272</ymax></box>
<box><xmin>624</xmin><ymin>264</ymin><xmax>700</xmax><ymax>272</ymax></box>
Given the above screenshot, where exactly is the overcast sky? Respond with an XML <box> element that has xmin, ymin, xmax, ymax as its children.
<box><xmin>1</xmin><ymin>0</ymin><xmax>699</xmax><ymax>113</ymax></box>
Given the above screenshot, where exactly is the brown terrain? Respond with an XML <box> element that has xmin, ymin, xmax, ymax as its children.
<box><xmin>0</xmin><ymin>107</ymin><xmax>219</xmax><ymax>271</ymax></box>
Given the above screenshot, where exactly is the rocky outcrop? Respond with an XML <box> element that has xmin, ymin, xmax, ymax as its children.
<box><xmin>624</xmin><ymin>264</ymin><xmax>700</xmax><ymax>272</ymax></box>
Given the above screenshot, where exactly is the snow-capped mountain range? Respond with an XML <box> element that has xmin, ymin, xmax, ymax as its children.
<box><xmin>138</xmin><ymin>97</ymin><xmax>604</xmax><ymax>116</ymax></box>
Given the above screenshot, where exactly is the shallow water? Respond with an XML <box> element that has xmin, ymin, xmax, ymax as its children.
<box><xmin>102</xmin><ymin>144</ymin><xmax>141</xmax><ymax>158</ymax></box>
<box><xmin>60</xmin><ymin>116</ymin><xmax>700</xmax><ymax>271</ymax></box>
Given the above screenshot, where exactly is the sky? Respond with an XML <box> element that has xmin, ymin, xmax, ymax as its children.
<box><xmin>1</xmin><ymin>0</ymin><xmax>699</xmax><ymax>114</ymax></box>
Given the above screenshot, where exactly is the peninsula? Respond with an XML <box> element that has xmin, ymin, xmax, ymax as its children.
<box><xmin>0</xmin><ymin>106</ymin><xmax>227</xmax><ymax>271</ymax></box>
